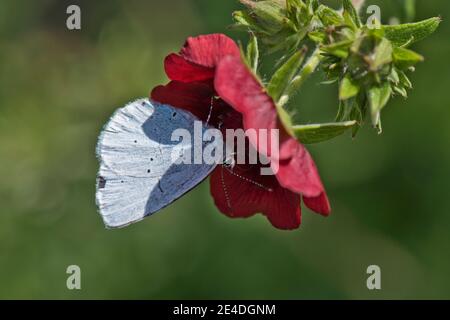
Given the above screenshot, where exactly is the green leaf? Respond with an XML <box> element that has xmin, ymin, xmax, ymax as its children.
<box><xmin>306</xmin><ymin>0</ymin><xmax>319</xmax><ymax>12</ymax></box>
<box><xmin>388</xmin><ymin>67</ymin><xmax>400</xmax><ymax>84</ymax></box>
<box><xmin>342</xmin><ymin>0</ymin><xmax>362</xmax><ymax>28</ymax></box>
<box><xmin>308</xmin><ymin>30</ymin><xmax>326</xmax><ymax>44</ymax></box>
<box><xmin>285</xmin><ymin>48</ymin><xmax>322</xmax><ymax>100</ymax></box>
<box><xmin>349</xmin><ymin>104</ymin><xmax>364</xmax><ymax>137</ymax></box>
<box><xmin>368</xmin><ymin>82</ymin><xmax>392</xmax><ymax>113</ymax></box>
<box><xmin>393</xmin><ymin>85</ymin><xmax>408</xmax><ymax>98</ymax></box>
<box><xmin>287</xmin><ymin>0</ymin><xmax>306</xmax><ymax>24</ymax></box>
<box><xmin>232</xmin><ymin>11</ymin><xmax>268</xmax><ymax>34</ymax></box>
<box><xmin>233</xmin><ymin>10</ymin><xmax>253</xmax><ymax>28</ymax></box>
<box><xmin>321</xmin><ymin>39</ymin><xmax>353</xmax><ymax>58</ymax></box>
<box><xmin>393</xmin><ymin>47</ymin><xmax>424</xmax><ymax>69</ymax></box>
<box><xmin>336</xmin><ymin>97</ymin><xmax>366</xmax><ymax>137</ymax></box>
<box><xmin>267</xmin><ymin>48</ymin><xmax>307</xmax><ymax>104</ymax></box>
<box><xmin>292</xmin><ymin>121</ymin><xmax>357</xmax><ymax>144</ymax></box>
<box><xmin>240</xmin><ymin>0</ymin><xmax>286</xmax><ymax>33</ymax></box>
<box><xmin>317</xmin><ymin>5</ymin><xmax>345</xmax><ymax>26</ymax></box>
<box><xmin>339</xmin><ymin>74</ymin><xmax>360</xmax><ymax>100</ymax></box>
<box><xmin>383</xmin><ymin>17</ymin><xmax>441</xmax><ymax>47</ymax></box>
<box><xmin>398</xmin><ymin>70</ymin><xmax>413</xmax><ymax>88</ymax></box>
<box><xmin>368</xmin><ymin>82</ymin><xmax>392</xmax><ymax>129</ymax></box>
<box><xmin>246</xmin><ymin>35</ymin><xmax>259</xmax><ymax>72</ymax></box>
<box><xmin>372</xmin><ymin>38</ymin><xmax>393</xmax><ymax>70</ymax></box>
<box><xmin>286</xmin><ymin>0</ymin><xmax>303</xmax><ymax>15</ymax></box>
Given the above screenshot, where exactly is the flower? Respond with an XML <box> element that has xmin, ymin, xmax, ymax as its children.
<box><xmin>151</xmin><ymin>34</ymin><xmax>330</xmax><ymax>230</ymax></box>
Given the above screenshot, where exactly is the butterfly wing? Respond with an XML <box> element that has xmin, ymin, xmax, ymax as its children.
<box><xmin>96</xmin><ymin>98</ymin><xmax>220</xmax><ymax>228</ymax></box>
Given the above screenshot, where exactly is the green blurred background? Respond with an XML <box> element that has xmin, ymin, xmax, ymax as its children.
<box><xmin>0</xmin><ymin>0</ymin><xmax>448</xmax><ymax>299</ymax></box>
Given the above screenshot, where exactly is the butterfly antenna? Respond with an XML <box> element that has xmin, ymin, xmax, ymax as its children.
<box><xmin>221</xmin><ymin>166</ymin><xmax>233</xmax><ymax>212</ymax></box>
<box><xmin>224</xmin><ymin>166</ymin><xmax>273</xmax><ymax>192</ymax></box>
<box><xmin>206</xmin><ymin>96</ymin><xmax>214</xmax><ymax>126</ymax></box>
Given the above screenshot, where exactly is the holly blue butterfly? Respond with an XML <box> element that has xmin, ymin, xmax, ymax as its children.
<box><xmin>95</xmin><ymin>98</ymin><xmax>221</xmax><ymax>228</ymax></box>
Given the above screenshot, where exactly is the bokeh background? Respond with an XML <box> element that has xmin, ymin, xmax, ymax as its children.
<box><xmin>0</xmin><ymin>0</ymin><xmax>449</xmax><ymax>299</ymax></box>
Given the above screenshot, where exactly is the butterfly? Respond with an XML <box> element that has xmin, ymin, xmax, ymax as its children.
<box><xmin>95</xmin><ymin>98</ymin><xmax>222</xmax><ymax>228</ymax></box>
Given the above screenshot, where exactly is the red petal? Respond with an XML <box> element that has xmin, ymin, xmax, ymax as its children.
<box><xmin>180</xmin><ymin>34</ymin><xmax>240</xmax><ymax>68</ymax></box>
<box><xmin>276</xmin><ymin>137</ymin><xmax>325</xmax><ymax>198</ymax></box>
<box><xmin>151</xmin><ymin>81</ymin><xmax>213</xmax><ymax>122</ymax></box>
<box><xmin>210</xmin><ymin>164</ymin><xmax>301</xmax><ymax>230</ymax></box>
<box><xmin>215</xmin><ymin>56</ymin><xmax>278</xmax><ymax>157</ymax></box>
<box><xmin>165</xmin><ymin>53</ymin><xmax>215</xmax><ymax>82</ymax></box>
<box><xmin>303</xmin><ymin>192</ymin><xmax>331</xmax><ymax>216</ymax></box>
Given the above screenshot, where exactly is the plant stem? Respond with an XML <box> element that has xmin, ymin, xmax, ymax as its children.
<box><xmin>279</xmin><ymin>47</ymin><xmax>322</xmax><ymax>107</ymax></box>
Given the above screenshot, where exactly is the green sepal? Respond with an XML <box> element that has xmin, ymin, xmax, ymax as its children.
<box><xmin>246</xmin><ymin>34</ymin><xmax>260</xmax><ymax>73</ymax></box>
<box><xmin>339</xmin><ymin>74</ymin><xmax>360</xmax><ymax>100</ymax></box>
<box><xmin>398</xmin><ymin>70</ymin><xmax>413</xmax><ymax>89</ymax></box>
<box><xmin>284</xmin><ymin>48</ymin><xmax>322</xmax><ymax>103</ymax></box>
<box><xmin>388</xmin><ymin>67</ymin><xmax>400</xmax><ymax>84</ymax></box>
<box><xmin>368</xmin><ymin>82</ymin><xmax>392</xmax><ymax>130</ymax></box>
<box><xmin>321</xmin><ymin>39</ymin><xmax>353</xmax><ymax>59</ymax></box>
<box><xmin>342</xmin><ymin>0</ymin><xmax>362</xmax><ymax>29</ymax></box>
<box><xmin>393</xmin><ymin>85</ymin><xmax>408</xmax><ymax>98</ymax></box>
<box><xmin>335</xmin><ymin>96</ymin><xmax>366</xmax><ymax>137</ymax></box>
<box><xmin>308</xmin><ymin>30</ymin><xmax>327</xmax><ymax>44</ymax></box>
<box><xmin>372</xmin><ymin>37</ymin><xmax>393</xmax><ymax>71</ymax></box>
<box><xmin>267</xmin><ymin>48</ymin><xmax>307</xmax><ymax>105</ymax></box>
<box><xmin>292</xmin><ymin>121</ymin><xmax>357</xmax><ymax>144</ymax></box>
<box><xmin>393</xmin><ymin>47</ymin><xmax>424</xmax><ymax>69</ymax></box>
<box><xmin>317</xmin><ymin>5</ymin><xmax>345</xmax><ymax>26</ymax></box>
<box><xmin>240</xmin><ymin>0</ymin><xmax>286</xmax><ymax>33</ymax></box>
<box><xmin>232</xmin><ymin>10</ymin><xmax>270</xmax><ymax>34</ymax></box>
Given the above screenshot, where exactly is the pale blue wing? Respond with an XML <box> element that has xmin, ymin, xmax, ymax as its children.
<box><xmin>96</xmin><ymin>98</ymin><xmax>220</xmax><ymax>228</ymax></box>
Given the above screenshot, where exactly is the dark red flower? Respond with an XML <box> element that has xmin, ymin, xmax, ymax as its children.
<box><xmin>151</xmin><ymin>34</ymin><xmax>330</xmax><ymax>230</ymax></box>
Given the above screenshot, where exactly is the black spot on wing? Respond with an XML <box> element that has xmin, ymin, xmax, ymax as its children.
<box><xmin>98</xmin><ymin>176</ymin><xmax>106</xmax><ymax>189</ymax></box>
